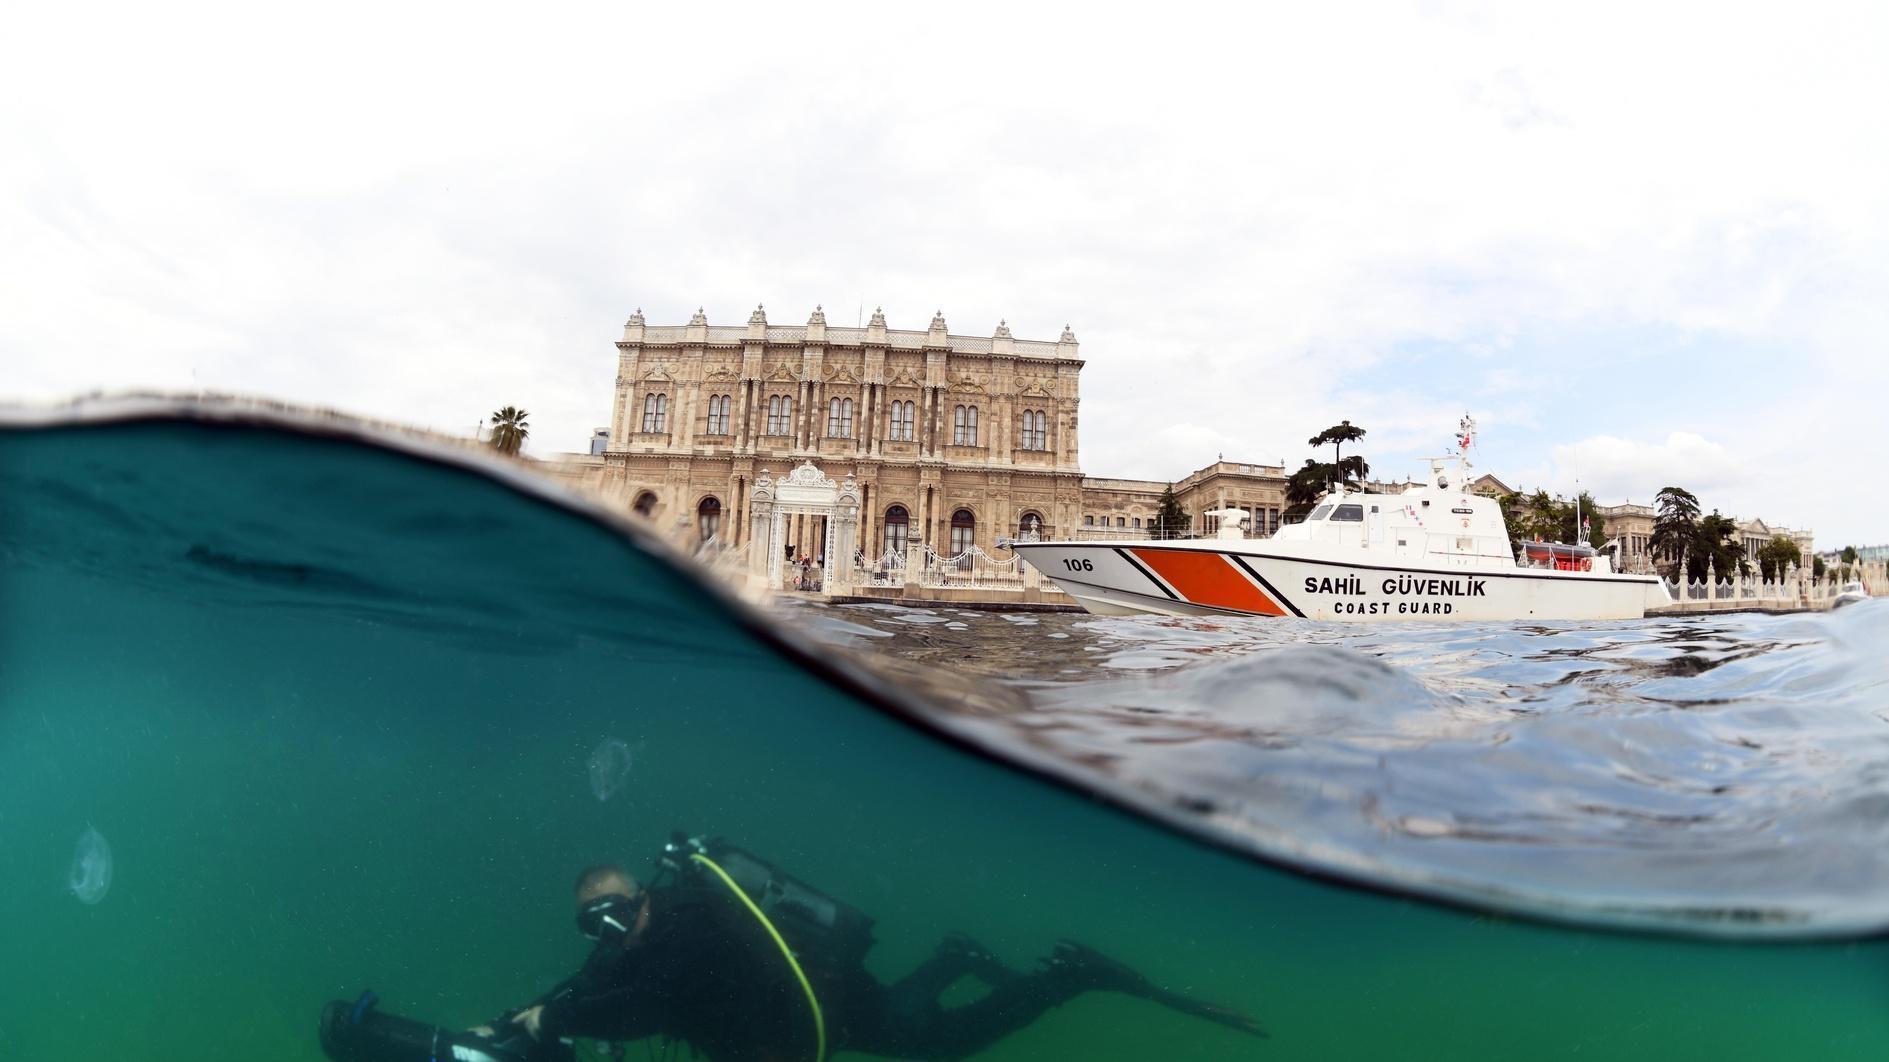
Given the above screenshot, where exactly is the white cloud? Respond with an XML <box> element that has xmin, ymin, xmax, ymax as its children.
<box><xmin>1547</xmin><ymin>433</ymin><xmax>1743</xmax><ymax>509</ymax></box>
<box><xmin>1</xmin><ymin>1</ymin><xmax>1885</xmax><ymax>542</ymax></box>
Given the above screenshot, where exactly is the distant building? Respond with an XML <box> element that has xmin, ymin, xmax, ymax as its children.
<box><xmin>588</xmin><ymin>428</ymin><xmax>609</xmax><ymax>456</ymax></box>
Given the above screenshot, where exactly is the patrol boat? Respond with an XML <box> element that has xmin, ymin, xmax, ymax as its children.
<box><xmin>1012</xmin><ymin>452</ymin><xmax>1672</xmax><ymax>623</ymax></box>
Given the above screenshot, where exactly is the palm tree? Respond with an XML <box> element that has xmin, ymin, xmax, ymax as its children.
<box><xmin>1308</xmin><ymin>421</ymin><xmax>1367</xmax><ymax>486</ymax></box>
<box><xmin>488</xmin><ymin>406</ymin><xmax>530</xmax><ymax>456</ymax></box>
<box><xmin>1649</xmin><ymin>486</ymin><xmax>1699</xmax><ymax>579</ymax></box>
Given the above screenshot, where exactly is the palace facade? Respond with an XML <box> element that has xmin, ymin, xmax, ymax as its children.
<box><xmin>564</xmin><ymin>305</ymin><xmax>1809</xmax><ymax>574</ymax></box>
<box><xmin>576</xmin><ymin>306</ymin><xmax>1287</xmax><ymax>562</ymax></box>
<box><xmin>594</xmin><ymin>306</ymin><xmax>1088</xmax><ymax>561</ymax></box>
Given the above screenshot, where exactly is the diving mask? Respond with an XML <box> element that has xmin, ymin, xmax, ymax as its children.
<box><xmin>575</xmin><ymin>892</ymin><xmax>642</xmax><ymax>943</ymax></box>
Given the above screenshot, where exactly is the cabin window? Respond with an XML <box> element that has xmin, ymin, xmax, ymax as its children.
<box><xmin>1331</xmin><ymin>504</ymin><xmax>1364</xmax><ymax>522</ymax></box>
<box><xmin>1308</xmin><ymin>504</ymin><xmax>1334</xmax><ymax>521</ymax></box>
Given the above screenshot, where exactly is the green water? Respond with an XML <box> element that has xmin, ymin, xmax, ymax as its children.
<box><xmin>1</xmin><ymin>418</ymin><xmax>1885</xmax><ymax>1060</ymax></box>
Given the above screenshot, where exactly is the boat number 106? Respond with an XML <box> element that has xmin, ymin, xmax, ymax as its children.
<box><xmin>1061</xmin><ymin>558</ymin><xmax>1095</xmax><ymax>571</ymax></box>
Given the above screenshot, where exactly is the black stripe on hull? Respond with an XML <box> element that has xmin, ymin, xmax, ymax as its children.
<box><xmin>1228</xmin><ymin>555</ymin><xmax>1307</xmax><ymax>618</ymax></box>
<box><xmin>1113</xmin><ymin>547</ymin><xmax>1180</xmax><ymax>601</ymax></box>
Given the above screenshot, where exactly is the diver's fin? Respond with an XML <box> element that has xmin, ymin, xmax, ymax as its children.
<box><xmin>1137</xmin><ymin>983</ymin><xmax>1269</xmax><ymax>1039</ymax></box>
<box><xmin>1047</xmin><ymin>940</ymin><xmax>1268</xmax><ymax>1040</ymax></box>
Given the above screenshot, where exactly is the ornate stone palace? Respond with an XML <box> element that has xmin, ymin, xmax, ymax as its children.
<box><xmin>564</xmin><ymin>305</ymin><xmax>1287</xmax><ymax>570</ymax></box>
<box><xmin>595</xmin><ymin>305</ymin><xmax>1090</xmax><ymax>562</ymax></box>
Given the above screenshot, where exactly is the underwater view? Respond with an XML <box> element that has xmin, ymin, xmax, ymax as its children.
<box><xmin>3</xmin><ymin>406</ymin><xmax>1888</xmax><ymax>1061</ymax></box>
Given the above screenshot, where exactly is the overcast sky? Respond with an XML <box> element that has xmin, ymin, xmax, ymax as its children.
<box><xmin>4</xmin><ymin>2</ymin><xmax>1884</xmax><ymax>546</ymax></box>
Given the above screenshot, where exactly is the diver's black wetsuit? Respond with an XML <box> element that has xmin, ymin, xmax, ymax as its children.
<box><xmin>528</xmin><ymin>883</ymin><xmax>1102</xmax><ymax>1062</ymax></box>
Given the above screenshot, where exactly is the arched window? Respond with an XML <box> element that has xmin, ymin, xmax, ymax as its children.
<box><xmin>766</xmin><ymin>395</ymin><xmax>793</xmax><ymax>436</ymax></box>
<box><xmin>889</xmin><ymin>400</ymin><xmax>914</xmax><ymax>441</ymax></box>
<box><xmin>1018</xmin><ymin>511</ymin><xmax>1043</xmax><ymax>541</ymax></box>
<box><xmin>884</xmin><ymin>505</ymin><xmax>909</xmax><ymax>556</ymax></box>
<box><xmin>697</xmin><ymin>496</ymin><xmax>722</xmax><ymax>541</ymax></box>
<box><xmin>632</xmin><ymin>492</ymin><xmax>657</xmax><ymax>517</ymax></box>
<box><xmin>1021</xmin><ymin>409</ymin><xmax>1047</xmax><ymax>450</ymax></box>
<box><xmin>707</xmin><ymin>395</ymin><xmax>729</xmax><ymax>435</ymax></box>
<box><xmin>952</xmin><ymin>405</ymin><xmax>978</xmax><ymax>446</ymax></box>
<box><xmin>641</xmin><ymin>393</ymin><xmax>668</xmax><ymax>433</ymax></box>
<box><xmin>827</xmin><ymin>397</ymin><xmax>854</xmax><ymax>438</ymax></box>
<box><xmin>1133</xmin><ymin>517</ymin><xmax>1142</xmax><ymax>528</ymax></box>
<box><xmin>950</xmin><ymin>509</ymin><xmax>976</xmax><ymax>565</ymax></box>
<box><xmin>1084</xmin><ymin>515</ymin><xmax>1094</xmax><ymax>527</ymax></box>
<box><xmin>1116</xmin><ymin>516</ymin><xmax>1126</xmax><ymax>528</ymax></box>
<box><xmin>952</xmin><ymin>400</ymin><xmax>982</xmax><ymax>442</ymax></box>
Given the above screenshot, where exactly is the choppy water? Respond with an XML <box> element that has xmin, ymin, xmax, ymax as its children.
<box><xmin>793</xmin><ymin>601</ymin><xmax>1889</xmax><ymax>936</ymax></box>
<box><xmin>3</xmin><ymin>406</ymin><xmax>1887</xmax><ymax>1061</ymax></box>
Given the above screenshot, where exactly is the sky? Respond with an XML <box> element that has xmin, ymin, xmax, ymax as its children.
<box><xmin>3</xmin><ymin>1</ymin><xmax>1885</xmax><ymax>547</ymax></box>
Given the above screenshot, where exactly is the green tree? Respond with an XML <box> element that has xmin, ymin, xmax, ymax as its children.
<box><xmin>1496</xmin><ymin>493</ymin><xmax>1528</xmax><ymax>552</ymax></box>
<box><xmin>1757</xmin><ymin>535</ymin><xmax>1801</xmax><ymax>582</ymax></box>
<box><xmin>1550</xmin><ymin>491</ymin><xmax>1607</xmax><ymax>549</ymax></box>
<box><xmin>1841</xmin><ymin>545</ymin><xmax>1859</xmax><ymax>565</ymax></box>
<box><xmin>1284</xmin><ymin>460</ymin><xmax>1332</xmax><ymax>521</ymax></box>
<box><xmin>1813</xmin><ymin>555</ymin><xmax>1827</xmax><ymax>579</ymax></box>
<box><xmin>1649</xmin><ymin>486</ymin><xmax>1700</xmax><ymax>579</ymax></box>
<box><xmin>1308</xmin><ymin>421</ymin><xmax>1367</xmax><ymax>484</ymax></box>
<box><xmin>488</xmin><ymin>406</ymin><xmax>530</xmax><ymax>455</ymax></box>
<box><xmin>1517</xmin><ymin>490</ymin><xmax>1562</xmax><ymax>543</ymax></box>
<box><xmin>1153</xmin><ymin>484</ymin><xmax>1189</xmax><ymax>540</ymax></box>
<box><xmin>1688</xmin><ymin>511</ymin><xmax>1742</xmax><ymax>582</ymax></box>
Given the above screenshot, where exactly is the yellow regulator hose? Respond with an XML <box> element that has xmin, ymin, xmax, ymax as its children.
<box><xmin>689</xmin><ymin>852</ymin><xmax>827</xmax><ymax>1062</ymax></box>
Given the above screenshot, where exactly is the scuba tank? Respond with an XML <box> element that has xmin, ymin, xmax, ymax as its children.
<box><xmin>657</xmin><ymin>833</ymin><xmax>875</xmax><ymax>967</ymax></box>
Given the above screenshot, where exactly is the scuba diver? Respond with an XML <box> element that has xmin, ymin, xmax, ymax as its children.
<box><xmin>321</xmin><ymin>833</ymin><xmax>1264</xmax><ymax>1062</ymax></box>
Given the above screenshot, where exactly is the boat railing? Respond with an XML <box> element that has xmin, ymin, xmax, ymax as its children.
<box><xmin>1072</xmin><ymin>527</ymin><xmax>1262</xmax><ymax>542</ymax></box>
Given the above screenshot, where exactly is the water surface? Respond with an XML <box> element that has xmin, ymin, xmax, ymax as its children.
<box><xmin>1</xmin><ymin>410</ymin><xmax>1885</xmax><ymax>1061</ymax></box>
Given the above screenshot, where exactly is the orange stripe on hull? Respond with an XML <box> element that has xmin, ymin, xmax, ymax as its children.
<box><xmin>1130</xmin><ymin>549</ymin><xmax>1287</xmax><ymax>616</ymax></box>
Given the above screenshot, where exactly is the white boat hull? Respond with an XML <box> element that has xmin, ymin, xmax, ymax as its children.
<box><xmin>1014</xmin><ymin>541</ymin><xmax>1670</xmax><ymax>622</ymax></box>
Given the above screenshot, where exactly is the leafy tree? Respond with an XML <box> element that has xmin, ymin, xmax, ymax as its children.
<box><xmin>1308</xmin><ymin>421</ymin><xmax>1367</xmax><ymax>482</ymax></box>
<box><xmin>1336</xmin><ymin>453</ymin><xmax>1370</xmax><ymax>488</ymax></box>
<box><xmin>488</xmin><ymin>406</ymin><xmax>530</xmax><ymax>455</ymax></box>
<box><xmin>1841</xmin><ymin>545</ymin><xmax>1859</xmax><ymax>565</ymax></box>
<box><xmin>1283</xmin><ymin>460</ymin><xmax>1332</xmax><ymax>521</ymax></box>
<box><xmin>1558</xmin><ymin>491</ymin><xmax>1606</xmax><ymax>549</ymax></box>
<box><xmin>1649</xmin><ymin>486</ymin><xmax>1700</xmax><ymax>579</ymax></box>
<box><xmin>1813</xmin><ymin>555</ymin><xmax>1827</xmax><ymax>579</ymax></box>
<box><xmin>1687</xmin><ymin>511</ymin><xmax>1742</xmax><ymax>582</ymax></box>
<box><xmin>1502</xmin><ymin>489</ymin><xmax>1607</xmax><ymax>551</ymax></box>
<box><xmin>1153</xmin><ymin>484</ymin><xmax>1189</xmax><ymax>540</ymax></box>
<box><xmin>1757</xmin><ymin>535</ymin><xmax>1801</xmax><ymax>582</ymax></box>
<box><xmin>1496</xmin><ymin>493</ymin><xmax>1528</xmax><ymax>552</ymax></box>
<box><xmin>1516</xmin><ymin>490</ymin><xmax>1562</xmax><ymax>543</ymax></box>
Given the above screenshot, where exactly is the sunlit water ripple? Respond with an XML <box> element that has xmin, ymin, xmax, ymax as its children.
<box><xmin>792</xmin><ymin>599</ymin><xmax>1889</xmax><ymax>936</ymax></box>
